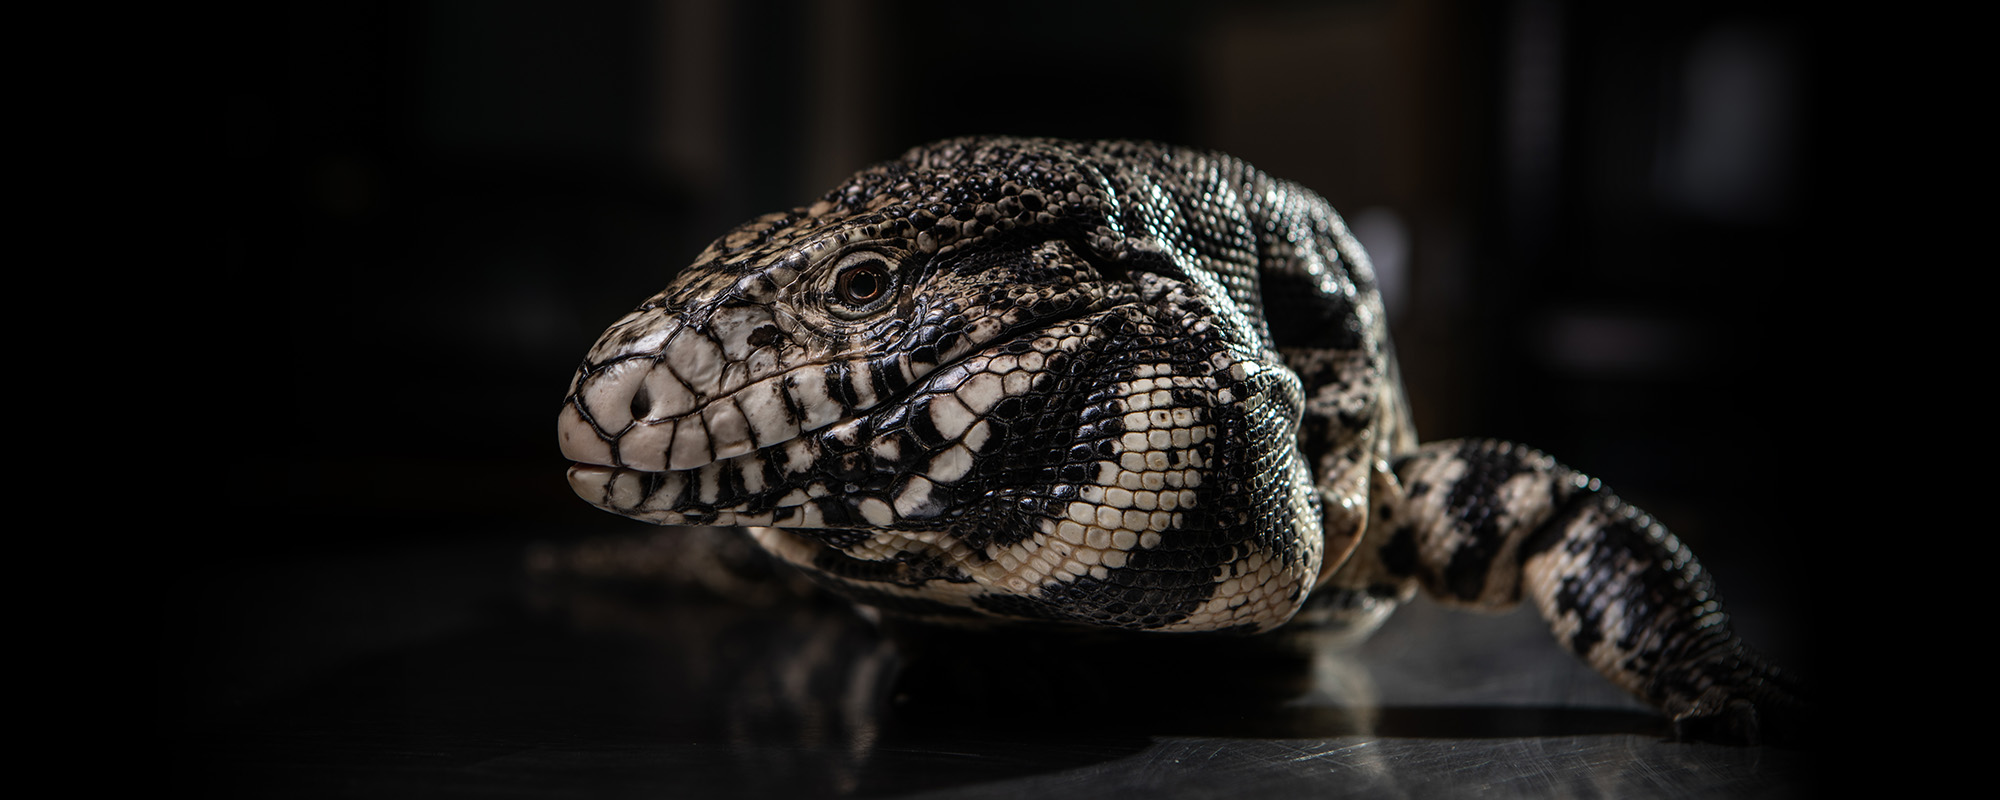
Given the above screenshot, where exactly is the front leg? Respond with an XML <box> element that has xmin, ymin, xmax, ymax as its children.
<box><xmin>1361</xmin><ymin>438</ymin><xmax>1806</xmax><ymax>744</ymax></box>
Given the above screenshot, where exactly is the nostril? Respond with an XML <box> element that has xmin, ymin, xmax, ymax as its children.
<box><xmin>629</xmin><ymin>382</ymin><xmax>652</xmax><ymax>421</ymax></box>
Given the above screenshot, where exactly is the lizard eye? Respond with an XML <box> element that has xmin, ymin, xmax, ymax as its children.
<box><xmin>830</xmin><ymin>251</ymin><xmax>898</xmax><ymax>315</ymax></box>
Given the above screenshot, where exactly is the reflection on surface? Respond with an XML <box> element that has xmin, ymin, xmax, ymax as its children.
<box><xmin>520</xmin><ymin>566</ymin><xmax>1781</xmax><ymax>798</ymax></box>
<box><xmin>181</xmin><ymin>539</ymin><xmax>1807</xmax><ymax>798</ymax></box>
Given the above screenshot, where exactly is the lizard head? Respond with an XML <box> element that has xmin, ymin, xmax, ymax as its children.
<box><xmin>559</xmin><ymin>138</ymin><xmax>1325</xmax><ymax>632</ymax></box>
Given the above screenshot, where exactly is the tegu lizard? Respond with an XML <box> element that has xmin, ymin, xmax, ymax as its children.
<box><xmin>556</xmin><ymin>136</ymin><xmax>1804</xmax><ymax>744</ymax></box>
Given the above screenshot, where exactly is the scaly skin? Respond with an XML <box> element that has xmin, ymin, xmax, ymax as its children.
<box><xmin>557</xmin><ymin>137</ymin><xmax>1804</xmax><ymax>743</ymax></box>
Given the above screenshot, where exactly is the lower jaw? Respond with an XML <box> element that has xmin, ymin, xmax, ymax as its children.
<box><xmin>566</xmin><ymin>463</ymin><xmax>667</xmax><ymax>519</ymax></box>
<box><xmin>566</xmin><ymin>462</ymin><xmax>792</xmax><ymax>529</ymax></box>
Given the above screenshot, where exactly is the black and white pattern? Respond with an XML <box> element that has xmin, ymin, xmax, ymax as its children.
<box><xmin>557</xmin><ymin>137</ymin><xmax>1802</xmax><ymax>743</ymax></box>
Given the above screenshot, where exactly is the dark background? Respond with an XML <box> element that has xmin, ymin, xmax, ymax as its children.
<box><xmin>200</xmin><ymin>0</ymin><xmax>1822</xmax><ymax>782</ymax></box>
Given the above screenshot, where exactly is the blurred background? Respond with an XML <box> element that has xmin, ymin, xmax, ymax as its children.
<box><xmin>210</xmin><ymin>0</ymin><xmax>1817</xmax><ymax>719</ymax></box>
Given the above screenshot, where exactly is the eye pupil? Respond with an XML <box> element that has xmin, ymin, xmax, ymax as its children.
<box><xmin>839</xmin><ymin>261</ymin><xmax>889</xmax><ymax>304</ymax></box>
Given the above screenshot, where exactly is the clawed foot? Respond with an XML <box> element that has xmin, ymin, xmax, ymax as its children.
<box><xmin>1668</xmin><ymin>683</ymin><xmax>1810</xmax><ymax>746</ymax></box>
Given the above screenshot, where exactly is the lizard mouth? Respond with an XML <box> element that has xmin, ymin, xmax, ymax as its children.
<box><xmin>560</xmin><ymin>314</ymin><xmax>1109</xmax><ymax>477</ymax></box>
<box><xmin>557</xmin><ymin>350</ymin><xmax>860</xmax><ymax>475</ymax></box>
<box><xmin>562</xmin><ymin>461</ymin><xmax>757</xmax><ymax>526</ymax></box>
<box><xmin>563</xmin><ymin>463</ymin><xmax>658</xmax><ymax>519</ymax></box>
<box><xmin>557</xmin><ymin>305</ymin><xmax>1115</xmax><ymax>525</ymax></box>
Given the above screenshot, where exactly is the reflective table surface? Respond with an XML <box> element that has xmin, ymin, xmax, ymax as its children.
<box><xmin>170</xmin><ymin>532</ymin><xmax>1813</xmax><ymax>798</ymax></box>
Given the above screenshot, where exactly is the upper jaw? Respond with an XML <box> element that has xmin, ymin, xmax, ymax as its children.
<box><xmin>556</xmin><ymin>285</ymin><xmax>853</xmax><ymax>473</ymax></box>
<box><xmin>557</xmin><ymin>337</ymin><xmax>931</xmax><ymax>476</ymax></box>
<box><xmin>558</xmin><ymin>296</ymin><xmax>996</xmax><ymax>476</ymax></box>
